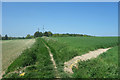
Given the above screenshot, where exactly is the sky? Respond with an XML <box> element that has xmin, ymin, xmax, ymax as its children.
<box><xmin>2</xmin><ymin>2</ymin><xmax>118</xmax><ymax>37</ymax></box>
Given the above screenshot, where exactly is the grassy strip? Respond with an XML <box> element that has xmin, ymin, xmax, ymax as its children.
<box><xmin>42</xmin><ymin>38</ymin><xmax>79</xmax><ymax>78</ymax></box>
<box><xmin>2</xmin><ymin>38</ymin><xmax>55</xmax><ymax>78</ymax></box>
<box><xmin>72</xmin><ymin>46</ymin><xmax>118</xmax><ymax>78</ymax></box>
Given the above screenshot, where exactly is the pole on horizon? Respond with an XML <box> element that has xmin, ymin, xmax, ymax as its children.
<box><xmin>43</xmin><ymin>25</ymin><xmax>44</xmax><ymax>36</ymax></box>
<box><xmin>38</xmin><ymin>28</ymin><xmax>39</xmax><ymax>32</ymax></box>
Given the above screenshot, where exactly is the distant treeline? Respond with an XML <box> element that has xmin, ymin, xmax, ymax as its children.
<box><xmin>52</xmin><ymin>33</ymin><xmax>91</xmax><ymax>37</ymax></box>
<box><xmin>0</xmin><ymin>34</ymin><xmax>25</xmax><ymax>40</ymax></box>
<box><xmin>1</xmin><ymin>31</ymin><xmax>92</xmax><ymax>40</ymax></box>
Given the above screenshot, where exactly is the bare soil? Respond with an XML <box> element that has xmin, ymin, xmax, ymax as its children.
<box><xmin>64</xmin><ymin>48</ymin><xmax>111</xmax><ymax>73</ymax></box>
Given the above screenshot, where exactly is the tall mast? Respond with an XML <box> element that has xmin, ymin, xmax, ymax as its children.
<box><xmin>43</xmin><ymin>25</ymin><xmax>44</xmax><ymax>36</ymax></box>
<box><xmin>43</xmin><ymin>25</ymin><xmax>45</xmax><ymax>33</ymax></box>
<box><xmin>38</xmin><ymin>28</ymin><xmax>39</xmax><ymax>32</ymax></box>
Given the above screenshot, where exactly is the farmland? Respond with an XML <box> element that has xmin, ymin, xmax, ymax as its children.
<box><xmin>2</xmin><ymin>39</ymin><xmax>35</xmax><ymax>72</ymax></box>
<box><xmin>2</xmin><ymin>1</ymin><xmax>118</xmax><ymax>79</ymax></box>
<box><xmin>3</xmin><ymin>38</ymin><xmax>55</xmax><ymax>78</ymax></box>
<box><xmin>72</xmin><ymin>46</ymin><xmax>118</xmax><ymax>78</ymax></box>
<box><xmin>2</xmin><ymin>37</ymin><xmax>119</xmax><ymax>78</ymax></box>
<box><xmin>43</xmin><ymin>37</ymin><xmax>118</xmax><ymax>78</ymax></box>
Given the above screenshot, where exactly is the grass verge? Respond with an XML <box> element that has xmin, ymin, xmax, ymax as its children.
<box><xmin>2</xmin><ymin>38</ymin><xmax>55</xmax><ymax>78</ymax></box>
<box><xmin>72</xmin><ymin>46</ymin><xmax>118</xmax><ymax>78</ymax></box>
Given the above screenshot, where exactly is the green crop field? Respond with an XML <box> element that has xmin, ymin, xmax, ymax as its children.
<box><xmin>43</xmin><ymin>37</ymin><xmax>118</xmax><ymax>78</ymax></box>
<box><xmin>2</xmin><ymin>37</ymin><xmax>119</xmax><ymax>78</ymax></box>
<box><xmin>46</xmin><ymin>37</ymin><xmax>118</xmax><ymax>54</ymax></box>
<box><xmin>2</xmin><ymin>39</ymin><xmax>35</xmax><ymax>72</ymax></box>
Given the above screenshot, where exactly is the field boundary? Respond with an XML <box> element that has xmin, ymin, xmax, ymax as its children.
<box><xmin>64</xmin><ymin>47</ymin><xmax>111</xmax><ymax>73</ymax></box>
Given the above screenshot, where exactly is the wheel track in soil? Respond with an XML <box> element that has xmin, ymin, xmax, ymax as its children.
<box><xmin>42</xmin><ymin>40</ymin><xmax>60</xmax><ymax>78</ymax></box>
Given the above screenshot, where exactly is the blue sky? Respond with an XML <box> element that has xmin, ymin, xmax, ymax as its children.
<box><xmin>2</xmin><ymin>2</ymin><xmax>118</xmax><ymax>37</ymax></box>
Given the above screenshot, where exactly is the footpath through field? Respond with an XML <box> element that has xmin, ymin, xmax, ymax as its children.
<box><xmin>64</xmin><ymin>47</ymin><xmax>111</xmax><ymax>73</ymax></box>
<box><xmin>42</xmin><ymin>40</ymin><xmax>60</xmax><ymax>78</ymax></box>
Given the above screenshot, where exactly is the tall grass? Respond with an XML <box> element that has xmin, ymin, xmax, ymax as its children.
<box><xmin>72</xmin><ymin>46</ymin><xmax>118</xmax><ymax>78</ymax></box>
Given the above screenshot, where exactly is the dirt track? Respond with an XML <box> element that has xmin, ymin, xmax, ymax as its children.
<box><xmin>42</xmin><ymin>41</ymin><xmax>60</xmax><ymax>78</ymax></box>
<box><xmin>64</xmin><ymin>48</ymin><xmax>111</xmax><ymax>73</ymax></box>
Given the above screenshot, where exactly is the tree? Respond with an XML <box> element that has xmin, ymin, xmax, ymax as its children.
<box><xmin>22</xmin><ymin>37</ymin><xmax>25</xmax><ymax>39</ymax></box>
<box><xmin>26</xmin><ymin>34</ymin><xmax>32</xmax><ymax>39</ymax></box>
<box><xmin>52</xmin><ymin>34</ymin><xmax>59</xmax><ymax>37</ymax></box>
<box><xmin>34</xmin><ymin>31</ymin><xmax>40</xmax><ymax>38</ymax></box>
<box><xmin>34</xmin><ymin>31</ymin><xmax>43</xmax><ymax>38</ymax></box>
<box><xmin>44</xmin><ymin>32</ymin><xmax>49</xmax><ymax>37</ymax></box>
<box><xmin>48</xmin><ymin>31</ymin><xmax>53</xmax><ymax>37</ymax></box>
<box><xmin>30</xmin><ymin>35</ymin><xmax>34</xmax><ymax>38</ymax></box>
<box><xmin>0</xmin><ymin>34</ymin><xmax>1</xmax><ymax>40</ymax></box>
<box><xmin>5</xmin><ymin>34</ymin><xmax>8</xmax><ymax>40</ymax></box>
<box><xmin>8</xmin><ymin>37</ymin><xmax>12</xmax><ymax>40</ymax></box>
<box><xmin>39</xmin><ymin>32</ymin><xmax>43</xmax><ymax>37</ymax></box>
